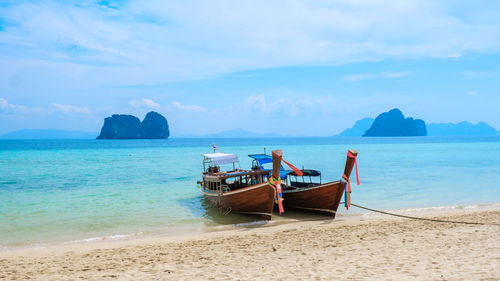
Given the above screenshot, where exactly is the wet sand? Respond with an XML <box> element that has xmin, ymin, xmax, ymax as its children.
<box><xmin>1</xmin><ymin>207</ymin><xmax>499</xmax><ymax>280</ymax></box>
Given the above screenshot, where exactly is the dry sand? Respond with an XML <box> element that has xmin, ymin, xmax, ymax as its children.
<box><xmin>1</xmin><ymin>208</ymin><xmax>499</xmax><ymax>280</ymax></box>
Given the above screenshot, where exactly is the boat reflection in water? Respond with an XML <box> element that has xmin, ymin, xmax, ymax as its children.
<box><xmin>199</xmin><ymin>195</ymin><xmax>269</xmax><ymax>225</ymax></box>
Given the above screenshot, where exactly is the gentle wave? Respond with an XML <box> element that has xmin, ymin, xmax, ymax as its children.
<box><xmin>64</xmin><ymin>232</ymin><xmax>145</xmax><ymax>244</ymax></box>
<box><xmin>359</xmin><ymin>203</ymin><xmax>500</xmax><ymax>217</ymax></box>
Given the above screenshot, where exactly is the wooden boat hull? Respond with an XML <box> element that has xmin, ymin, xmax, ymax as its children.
<box><xmin>281</xmin><ymin>181</ymin><xmax>344</xmax><ymax>217</ymax></box>
<box><xmin>201</xmin><ymin>183</ymin><xmax>275</xmax><ymax>220</ymax></box>
<box><xmin>280</xmin><ymin>149</ymin><xmax>358</xmax><ymax>217</ymax></box>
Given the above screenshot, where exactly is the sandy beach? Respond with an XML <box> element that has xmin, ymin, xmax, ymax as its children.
<box><xmin>1</xmin><ymin>207</ymin><xmax>499</xmax><ymax>281</ymax></box>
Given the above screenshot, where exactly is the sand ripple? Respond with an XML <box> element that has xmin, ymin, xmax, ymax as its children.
<box><xmin>1</xmin><ymin>209</ymin><xmax>499</xmax><ymax>280</ymax></box>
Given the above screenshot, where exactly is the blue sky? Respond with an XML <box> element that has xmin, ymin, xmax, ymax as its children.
<box><xmin>1</xmin><ymin>0</ymin><xmax>500</xmax><ymax>136</ymax></box>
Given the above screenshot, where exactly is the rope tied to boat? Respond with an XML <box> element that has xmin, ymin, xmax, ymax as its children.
<box><xmin>344</xmin><ymin>202</ymin><xmax>500</xmax><ymax>226</ymax></box>
<box><xmin>343</xmin><ymin>151</ymin><xmax>360</xmax><ymax>210</ymax></box>
<box><xmin>268</xmin><ymin>176</ymin><xmax>284</xmax><ymax>214</ymax></box>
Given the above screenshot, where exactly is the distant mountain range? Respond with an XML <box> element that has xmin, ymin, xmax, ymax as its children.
<box><xmin>3</xmin><ymin>128</ymin><xmax>283</xmax><ymax>139</ymax></box>
<box><xmin>427</xmin><ymin>121</ymin><xmax>498</xmax><ymax>136</ymax></box>
<box><xmin>3</xmin><ymin>121</ymin><xmax>498</xmax><ymax>140</ymax></box>
<box><xmin>1</xmin><ymin>129</ymin><xmax>97</xmax><ymax>139</ymax></box>
<box><xmin>338</xmin><ymin>118</ymin><xmax>375</xmax><ymax>136</ymax></box>
<box><xmin>339</xmin><ymin>118</ymin><xmax>499</xmax><ymax>137</ymax></box>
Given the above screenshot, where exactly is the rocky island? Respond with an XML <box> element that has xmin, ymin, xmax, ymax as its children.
<box><xmin>340</xmin><ymin>115</ymin><xmax>498</xmax><ymax>137</ymax></box>
<box><xmin>97</xmin><ymin>111</ymin><xmax>170</xmax><ymax>139</ymax></box>
<box><xmin>363</xmin><ymin>108</ymin><xmax>426</xmax><ymax>137</ymax></box>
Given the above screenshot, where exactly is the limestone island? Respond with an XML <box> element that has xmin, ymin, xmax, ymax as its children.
<box><xmin>97</xmin><ymin>111</ymin><xmax>170</xmax><ymax>139</ymax></box>
<box><xmin>363</xmin><ymin>108</ymin><xmax>426</xmax><ymax>137</ymax></box>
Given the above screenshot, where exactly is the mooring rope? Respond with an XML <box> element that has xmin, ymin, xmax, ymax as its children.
<box><xmin>341</xmin><ymin>202</ymin><xmax>500</xmax><ymax>226</ymax></box>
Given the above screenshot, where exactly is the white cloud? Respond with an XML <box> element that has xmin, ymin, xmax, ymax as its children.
<box><xmin>0</xmin><ymin>98</ymin><xmax>92</xmax><ymax>115</ymax></box>
<box><xmin>0</xmin><ymin>98</ymin><xmax>27</xmax><ymax>113</ymax></box>
<box><xmin>344</xmin><ymin>73</ymin><xmax>377</xmax><ymax>82</ymax></box>
<box><xmin>381</xmin><ymin>71</ymin><xmax>410</xmax><ymax>78</ymax></box>
<box><xmin>244</xmin><ymin>95</ymin><xmax>268</xmax><ymax>112</ymax></box>
<box><xmin>345</xmin><ymin>71</ymin><xmax>409</xmax><ymax>81</ymax></box>
<box><xmin>241</xmin><ymin>92</ymin><xmax>422</xmax><ymax>119</ymax></box>
<box><xmin>0</xmin><ymin>1</ymin><xmax>499</xmax><ymax>86</ymax></box>
<box><xmin>129</xmin><ymin>99</ymin><xmax>205</xmax><ymax>112</ymax></box>
<box><xmin>459</xmin><ymin>71</ymin><xmax>485</xmax><ymax>78</ymax></box>
<box><xmin>0</xmin><ymin>98</ymin><xmax>8</xmax><ymax>109</ymax></box>
<box><xmin>52</xmin><ymin>103</ymin><xmax>91</xmax><ymax>114</ymax></box>
<box><xmin>169</xmin><ymin>101</ymin><xmax>206</xmax><ymax>112</ymax></box>
<box><xmin>130</xmin><ymin>99</ymin><xmax>160</xmax><ymax>109</ymax></box>
<box><xmin>447</xmin><ymin>53</ymin><xmax>464</xmax><ymax>58</ymax></box>
<box><xmin>244</xmin><ymin>94</ymin><xmax>323</xmax><ymax>116</ymax></box>
<box><xmin>459</xmin><ymin>70</ymin><xmax>500</xmax><ymax>78</ymax></box>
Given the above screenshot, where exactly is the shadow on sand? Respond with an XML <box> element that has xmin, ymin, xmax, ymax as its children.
<box><xmin>177</xmin><ymin>195</ymin><xmax>338</xmax><ymax>229</ymax></box>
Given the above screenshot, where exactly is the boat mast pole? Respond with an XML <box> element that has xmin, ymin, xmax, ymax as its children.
<box><xmin>271</xmin><ymin>149</ymin><xmax>283</xmax><ymax>180</ymax></box>
<box><xmin>342</xmin><ymin>149</ymin><xmax>358</xmax><ymax>179</ymax></box>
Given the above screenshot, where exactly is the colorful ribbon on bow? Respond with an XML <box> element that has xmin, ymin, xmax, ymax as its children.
<box><xmin>342</xmin><ymin>175</ymin><xmax>351</xmax><ymax>210</ymax></box>
<box><xmin>268</xmin><ymin>176</ymin><xmax>284</xmax><ymax>214</ymax></box>
<box><xmin>343</xmin><ymin>151</ymin><xmax>360</xmax><ymax>210</ymax></box>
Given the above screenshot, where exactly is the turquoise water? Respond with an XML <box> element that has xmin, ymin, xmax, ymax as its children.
<box><xmin>1</xmin><ymin>137</ymin><xmax>499</xmax><ymax>247</ymax></box>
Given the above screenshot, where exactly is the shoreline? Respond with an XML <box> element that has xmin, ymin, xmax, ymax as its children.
<box><xmin>1</xmin><ymin>204</ymin><xmax>499</xmax><ymax>280</ymax></box>
<box><xmin>1</xmin><ymin>202</ymin><xmax>499</xmax><ymax>254</ymax></box>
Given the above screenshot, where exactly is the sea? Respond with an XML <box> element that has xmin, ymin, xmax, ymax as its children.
<box><xmin>1</xmin><ymin>136</ymin><xmax>499</xmax><ymax>248</ymax></box>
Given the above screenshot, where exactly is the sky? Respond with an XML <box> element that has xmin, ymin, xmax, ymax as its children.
<box><xmin>1</xmin><ymin>0</ymin><xmax>500</xmax><ymax>136</ymax></box>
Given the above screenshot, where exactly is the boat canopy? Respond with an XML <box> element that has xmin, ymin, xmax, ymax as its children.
<box><xmin>203</xmin><ymin>153</ymin><xmax>239</xmax><ymax>165</ymax></box>
<box><xmin>248</xmin><ymin>154</ymin><xmax>273</xmax><ymax>165</ymax></box>
<box><xmin>293</xmin><ymin>169</ymin><xmax>321</xmax><ymax>177</ymax></box>
<box><xmin>248</xmin><ymin>154</ymin><xmax>274</xmax><ymax>168</ymax></box>
<box><xmin>248</xmin><ymin>154</ymin><xmax>293</xmax><ymax>179</ymax></box>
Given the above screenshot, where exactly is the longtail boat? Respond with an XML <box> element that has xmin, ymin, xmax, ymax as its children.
<box><xmin>248</xmin><ymin>149</ymin><xmax>359</xmax><ymax>218</ymax></box>
<box><xmin>199</xmin><ymin>151</ymin><xmax>283</xmax><ymax>220</ymax></box>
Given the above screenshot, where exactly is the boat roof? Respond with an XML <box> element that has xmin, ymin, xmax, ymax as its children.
<box><xmin>293</xmin><ymin>169</ymin><xmax>321</xmax><ymax>177</ymax></box>
<box><xmin>203</xmin><ymin>152</ymin><xmax>239</xmax><ymax>165</ymax></box>
<box><xmin>203</xmin><ymin>169</ymin><xmax>270</xmax><ymax>180</ymax></box>
<box><xmin>249</xmin><ymin>154</ymin><xmax>321</xmax><ymax>178</ymax></box>
<box><xmin>248</xmin><ymin>154</ymin><xmax>294</xmax><ymax>179</ymax></box>
<box><xmin>248</xmin><ymin>154</ymin><xmax>273</xmax><ymax>164</ymax></box>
